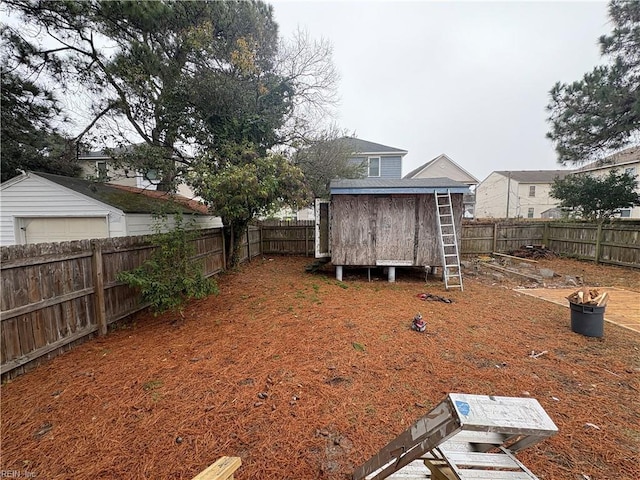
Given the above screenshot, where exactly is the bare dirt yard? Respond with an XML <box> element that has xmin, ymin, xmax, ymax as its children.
<box><xmin>1</xmin><ymin>255</ymin><xmax>639</xmax><ymax>480</ymax></box>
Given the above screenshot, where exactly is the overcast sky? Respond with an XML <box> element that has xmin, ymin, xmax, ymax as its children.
<box><xmin>272</xmin><ymin>0</ymin><xmax>610</xmax><ymax>181</ymax></box>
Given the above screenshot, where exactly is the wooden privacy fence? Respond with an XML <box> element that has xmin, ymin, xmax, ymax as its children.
<box><xmin>262</xmin><ymin>219</ymin><xmax>640</xmax><ymax>268</ymax></box>
<box><xmin>1</xmin><ymin>228</ymin><xmax>226</xmax><ymax>380</ymax></box>
<box><xmin>260</xmin><ymin>220</ymin><xmax>315</xmax><ymax>256</ymax></box>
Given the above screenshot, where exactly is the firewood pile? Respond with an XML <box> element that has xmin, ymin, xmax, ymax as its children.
<box><xmin>567</xmin><ymin>287</ymin><xmax>609</xmax><ymax>306</ymax></box>
<box><xmin>508</xmin><ymin>245</ymin><xmax>556</xmax><ymax>259</ymax></box>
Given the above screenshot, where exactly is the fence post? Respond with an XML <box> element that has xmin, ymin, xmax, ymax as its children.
<box><xmin>595</xmin><ymin>223</ymin><xmax>602</xmax><ymax>264</ymax></box>
<box><xmin>542</xmin><ymin>222</ymin><xmax>549</xmax><ymax>248</ymax></box>
<box><xmin>305</xmin><ymin>225</ymin><xmax>309</xmax><ymax>256</ymax></box>
<box><xmin>221</xmin><ymin>228</ymin><xmax>227</xmax><ymax>271</ymax></box>
<box><xmin>492</xmin><ymin>222</ymin><xmax>498</xmax><ymax>252</ymax></box>
<box><xmin>91</xmin><ymin>240</ymin><xmax>107</xmax><ymax>336</ymax></box>
<box><xmin>246</xmin><ymin>226</ymin><xmax>251</xmax><ymax>261</ymax></box>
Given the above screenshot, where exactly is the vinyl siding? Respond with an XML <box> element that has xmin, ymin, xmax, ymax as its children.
<box><xmin>0</xmin><ymin>174</ymin><xmax>125</xmax><ymax>245</ymax></box>
<box><xmin>412</xmin><ymin>157</ymin><xmax>478</xmax><ymax>185</ymax></box>
<box><xmin>380</xmin><ymin>156</ymin><xmax>402</xmax><ymax>178</ymax></box>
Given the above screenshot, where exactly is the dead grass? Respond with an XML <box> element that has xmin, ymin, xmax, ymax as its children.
<box><xmin>1</xmin><ymin>256</ymin><xmax>639</xmax><ymax>480</ymax></box>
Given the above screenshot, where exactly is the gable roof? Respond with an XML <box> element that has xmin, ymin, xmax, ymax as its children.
<box><xmin>404</xmin><ymin>153</ymin><xmax>480</xmax><ymax>183</ymax></box>
<box><xmin>573</xmin><ymin>146</ymin><xmax>640</xmax><ymax>173</ymax></box>
<box><xmin>493</xmin><ymin>170</ymin><xmax>570</xmax><ymax>183</ymax></box>
<box><xmin>330</xmin><ymin>177</ymin><xmax>469</xmax><ymax>195</ymax></box>
<box><xmin>31</xmin><ymin>172</ymin><xmax>208</xmax><ymax>215</ymax></box>
<box><xmin>337</xmin><ymin>137</ymin><xmax>408</xmax><ymax>155</ymax></box>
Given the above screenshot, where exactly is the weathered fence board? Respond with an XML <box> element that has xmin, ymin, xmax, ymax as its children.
<box><xmin>261</xmin><ymin>223</ymin><xmax>315</xmax><ymax>256</ymax></box>
<box><xmin>1</xmin><ymin>228</ymin><xmax>227</xmax><ymax>380</ymax></box>
<box><xmin>262</xmin><ymin>219</ymin><xmax>639</xmax><ymax>267</ymax></box>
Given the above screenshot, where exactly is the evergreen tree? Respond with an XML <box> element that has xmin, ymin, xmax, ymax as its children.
<box><xmin>546</xmin><ymin>0</ymin><xmax>640</xmax><ymax>165</ymax></box>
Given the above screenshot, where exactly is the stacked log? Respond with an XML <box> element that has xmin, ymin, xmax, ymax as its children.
<box><xmin>566</xmin><ymin>287</ymin><xmax>609</xmax><ymax>306</ymax></box>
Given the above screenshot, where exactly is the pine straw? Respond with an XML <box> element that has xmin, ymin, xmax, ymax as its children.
<box><xmin>2</xmin><ymin>256</ymin><xmax>639</xmax><ymax>480</ymax></box>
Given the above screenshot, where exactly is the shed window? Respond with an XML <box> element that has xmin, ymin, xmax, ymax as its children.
<box><xmin>527</xmin><ymin>208</ymin><xmax>534</xmax><ymax>218</ymax></box>
<box><xmin>620</xmin><ymin>208</ymin><xmax>631</xmax><ymax>218</ymax></box>
<box><xmin>368</xmin><ymin>157</ymin><xmax>380</xmax><ymax>177</ymax></box>
<box><xmin>529</xmin><ymin>185</ymin><xmax>535</xmax><ymax>197</ymax></box>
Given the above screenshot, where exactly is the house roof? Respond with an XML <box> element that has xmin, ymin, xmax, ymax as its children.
<box><xmin>403</xmin><ymin>153</ymin><xmax>480</xmax><ymax>184</ymax></box>
<box><xmin>573</xmin><ymin>146</ymin><xmax>640</xmax><ymax>173</ymax></box>
<box><xmin>337</xmin><ymin>137</ymin><xmax>408</xmax><ymax>155</ymax></box>
<box><xmin>493</xmin><ymin>170</ymin><xmax>570</xmax><ymax>183</ymax></box>
<box><xmin>330</xmin><ymin>177</ymin><xmax>469</xmax><ymax>195</ymax></box>
<box><xmin>32</xmin><ymin>172</ymin><xmax>209</xmax><ymax>215</ymax></box>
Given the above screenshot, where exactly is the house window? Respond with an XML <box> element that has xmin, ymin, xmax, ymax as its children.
<box><xmin>620</xmin><ymin>208</ymin><xmax>631</xmax><ymax>218</ymax></box>
<box><xmin>529</xmin><ymin>185</ymin><xmax>535</xmax><ymax>197</ymax></box>
<box><xmin>96</xmin><ymin>161</ymin><xmax>108</xmax><ymax>181</ymax></box>
<box><xmin>527</xmin><ymin>208</ymin><xmax>534</xmax><ymax>218</ymax></box>
<box><xmin>368</xmin><ymin>157</ymin><xmax>380</xmax><ymax>177</ymax></box>
<box><xmin>625</xmin><ymin>167</ymin><xmax>636</xmax><ymax>176</ymax></box>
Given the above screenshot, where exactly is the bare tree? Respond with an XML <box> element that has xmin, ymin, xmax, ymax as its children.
<box><xmin>293</xmin><ymin>124</ymin><xmax>365</xmax><ymax>199</ymax></box>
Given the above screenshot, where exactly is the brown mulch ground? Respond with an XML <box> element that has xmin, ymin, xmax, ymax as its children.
<box><xmin>1</xmin><ymin>255</ymin><xmax>639</xmax><ymax>480</ymax></box>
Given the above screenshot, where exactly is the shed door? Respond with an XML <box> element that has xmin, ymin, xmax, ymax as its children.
<box><xmin>20</xmin><ymin>217</ymin><xmax>108</xmax><ymax>244</ymax></box>
<box><xmin>314</xmin><ymin>199</ymin><xmax>330</xmax><ymax>258</ymax></box>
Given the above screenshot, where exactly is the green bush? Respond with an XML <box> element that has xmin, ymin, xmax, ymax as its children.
<box><xmin>117</xmin><ymin>214</ymin><xmax>218</xmax><ymax>317</ymax></box>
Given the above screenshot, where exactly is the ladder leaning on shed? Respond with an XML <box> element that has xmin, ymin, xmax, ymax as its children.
<box><xmin>435</xmin><ymin>190</ymin><xmax>463</xmax><ymax>291</ymax></box>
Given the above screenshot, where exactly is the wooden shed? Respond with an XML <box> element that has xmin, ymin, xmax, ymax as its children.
<box><xmin>315</xmin><ymin>178</ymin><xmax>469</xmax><ymax>283</ymax></box>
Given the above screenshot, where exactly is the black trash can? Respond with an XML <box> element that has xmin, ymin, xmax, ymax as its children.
<box><xmin>569</xmin><ymin>301</ymin><xmax>605</xmax><ymax>337</ymax></box>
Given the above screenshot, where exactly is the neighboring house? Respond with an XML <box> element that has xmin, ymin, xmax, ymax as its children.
<box><xmin>572</xmin><ymin>147</ymin><xmax>640</xmax><ymax>218</ymax></box>
<box><xmin>339</xmin><ymin>137</ymin><xmax>408</xmax><ymax>179</ymax></box>
<box><xmin>475</xmin><ymin>170</ymin><xmax>570</xmax><ymax>219</ymax></box>
<box><xmin>0</xmin><ymin>172</ymin><xmax>222</xmax><ymax>246</ymax></box>
<box><xmin>78</xmin><ymin>147</ymin><xmax>197</xmax><ymax>199</ymax></box>
<box><xmin>404</xmin><ymin>154</ymin><xmax>479</xmax><ymax>218</ymax></box>
<box><xmin>275</xmin><ymin>137</ymin><xmax>409</xmax><ymax>221</ymax></box>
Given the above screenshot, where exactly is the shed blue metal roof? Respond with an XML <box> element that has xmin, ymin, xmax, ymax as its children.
<box><xmin>330</xmin><ymin>178</ymin><xmax>470</xmax><ymax>195</ymax></box>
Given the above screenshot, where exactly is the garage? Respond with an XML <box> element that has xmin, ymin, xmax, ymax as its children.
<box><xmin>20</xmin><ymin>217</ymin><xmax>109</xmax><ymax>244</ymax></box>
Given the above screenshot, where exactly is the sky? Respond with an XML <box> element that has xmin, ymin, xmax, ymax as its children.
<box><xmin>271</xmin><ymin>0</ymin><xmax>611</xmax><ymax>182</ymax></box>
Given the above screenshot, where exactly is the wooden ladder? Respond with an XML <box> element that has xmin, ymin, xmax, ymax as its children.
<box><xmin>435</xmin><ymin>190</ymin><xmax>463</xmax><ymax>291</ymax></box>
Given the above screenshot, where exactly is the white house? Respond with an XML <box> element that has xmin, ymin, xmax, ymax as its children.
<box><xmin>78</xmin><ymin>147</ymin><xmax>197</xmax><ymax>199</ymax></box>
<box><xmin>475</xmin><ymin>170</ymin><xmax>571</xmax><ymax>219</ymax></box>
<box><xmin>0</xmin><ymin>172</ymin><xmax>222</xmax><ymax>246</ymax></box>
<box><xmin>572</xmin><ymin>147</ymin><xmax>640</xmax><ymax>218</ymax></box>
<box><xmin>404</xmin><ymin>154</ymin><xmax>479</xmax><ymax>218</ymax></box>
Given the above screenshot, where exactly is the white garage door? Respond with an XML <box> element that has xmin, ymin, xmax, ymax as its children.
<box><xmin>21</xmin><ymin>217</ymin><xmax>108</xmax><ymax>244</ymax></box>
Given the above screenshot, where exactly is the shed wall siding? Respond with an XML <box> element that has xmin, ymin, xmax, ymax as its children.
<box><xmin>0</xmin><ymin>176</ymin><xmax>125</xmax><ymax>245</ymax></box>
<box><xmin>330</xmin><ymin>193</ymin><xmax>464</xmax><ymax>267</ymax></box>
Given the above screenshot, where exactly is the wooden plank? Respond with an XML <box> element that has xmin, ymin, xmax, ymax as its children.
<box><xmin>0</xmin><ymin>288</ymin><xmax>94</xmax><ymax>322</ymax></box>
<box><xmin>492</xmin><ymin>252</ymin><xmax>537</xmax><ymax>264</ymax></box>
<box><xmin>192</xmin><ymin>456</ymin><xmax>241</xmax><ymax>480</ymax></box>
<box><xmin>0</xmin><ymin>251</ymin><xmax>93</xmax><ymax>270</ymax></box>
<box><xmin>436</xmin><ymin>452</ymin><xmax>519</xmax><ymax>469</ymax></box>
<box><xmin>456</xmin><ymin>471</ymin><xmax>533</xmax><ymax>480</ymax></box>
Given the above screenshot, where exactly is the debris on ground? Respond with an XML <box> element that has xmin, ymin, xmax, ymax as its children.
<box><xmin>417</xmin><ymin>293</ymin><xmax>453</xmax><ymax>303</ymax></box>
<box><xmin>411</xmin><ymin>313</ymin><xmax>426</xmax><ymax>332</ymax></box>
<box><xmin>508</xmin><ymin>245</ymin><xmax>556</xmax><ymax>260</ymax></box>
<box><xmin>566</xmin><ymin>287</ymin><xmax>609</xmax><ymax>306</ymax></box>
